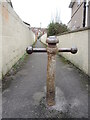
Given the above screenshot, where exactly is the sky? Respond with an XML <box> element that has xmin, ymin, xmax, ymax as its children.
<box><xmin>11</xmin><ymin>0</ymin><xmax>71</xmax><ymax>28</ymax></box>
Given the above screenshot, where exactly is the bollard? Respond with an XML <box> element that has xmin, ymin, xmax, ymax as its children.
<box><xmin>46</xmin><ymin>36</ymin><xmax>59</xmax><ymax>106</ymax></box>
<box><xmin>26</xmin><ymin>36</ymin><xmax>78</xmax><ymax>106</ymax></box>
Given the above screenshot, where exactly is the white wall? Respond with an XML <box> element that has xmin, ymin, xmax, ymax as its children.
<box><xmin>41</xmin><ymin>28</ymin><xmax>89</xmax><ymax>76</ymax></box>
<box><xmin>0</xmin><ymin>2</ymin><xmax>2</xmax><ymax>80</ymax></box>
<box><xmin>57</xmin><ymin>28</ymin><xmax>89</xmax><ymax>76</ymax></box>
<box><xmin>40</xmin><ymin>33</ymin><xmax>47</xmax><ymax>44</ymax></box>
<box><xmin>1</xmin><ymin>1</ymin><xmax>35</xmax><ymax>78</ymax></box>
<box><xmin>0</xmin><ymin>2</ymin><xmax>2</xmax><ymax>119</ymax></box>
<box><xmin>88</xmin><ymin>28</ymin><xmax>90</xmax><ymax>76</ymax></box>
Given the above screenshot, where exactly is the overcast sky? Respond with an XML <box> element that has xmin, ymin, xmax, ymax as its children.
<box><xmin>11</xmin><ymin>0</ymin><xmax>71</xmax><ymax>28</ymax></box>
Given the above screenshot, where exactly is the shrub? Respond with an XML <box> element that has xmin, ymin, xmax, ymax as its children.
<box><xmin>47</xmin><ymin>22</ymin><xmax>68</xmax><ymax>36</ymax></box>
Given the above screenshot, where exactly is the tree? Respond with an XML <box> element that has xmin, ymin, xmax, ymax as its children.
<box><xmin>47</xmin><ymin>22</ymin><xmax>68</xmax><ymax>36</ymax></box>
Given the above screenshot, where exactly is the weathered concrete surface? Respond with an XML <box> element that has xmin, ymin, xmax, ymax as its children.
<box><xmin>0</xmin><ymin>2</ymin><xmax>2</xmax><ymax>80</ymax></box>
<box><xmin>1</xmin><ymin>1</ymin><xmax>35</xmax><ymax>77</ymax></box>
<box><xmin>41</xmin><ymin>28</ymin><xmax>90</xmax><ymax>76</ymax></box>
<box><xmin>2</xmin><ymin>40</ymin><xmax>89</xmax><ymax>118</ymax></box>
<box><xmin>57</xmin><ymin>28</ymin><xmax>89</xmax><ymax>76</ymax></box>
<box><xmin>40</xmin><ymin>33</ymin><xmax>47</xmax><ymax>45</ymax></box>
<box><xmin>0</xmin><ymin>2</ymin><xmax>2</xmax><ymax>119</ymax></box>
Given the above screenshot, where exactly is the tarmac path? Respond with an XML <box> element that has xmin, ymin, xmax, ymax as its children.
<box><xmin>2</xmin><ymin>40</ymin><xmax>89</xmax><ymax>118</ymax></box>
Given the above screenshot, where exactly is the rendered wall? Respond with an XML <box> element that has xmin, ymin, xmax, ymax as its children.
<box><xmin>41</xmin><ymin>28</ymin><xmax>89</xmax><ymax>76</ymax></box>
<box><xmin>0</xmin><ymin>2</ymin><xmax>2</xmax><ymax>80</ymax></box>
<box><xmin>40</xmin><ymin>33</ymin><xmax>47</xmax><ymax>45</ymax></box>
<box><xmin>1</xmin><ymin>1</ymin><xmax>35</xmax><ymax>78</ymax></box>
<box><xmin>0</xmin><ymin>2</ymin><xmax>2</xmax><ymax>119</ymax></box>
<box><xmin>57</xmin><ymin>28</ymin><xmax>89</xmax><ymax>76</ymax></box>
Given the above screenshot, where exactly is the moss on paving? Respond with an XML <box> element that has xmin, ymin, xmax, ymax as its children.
<box><xmin>2</xmin><ymin>53</ymin><xmax>29</xmax><ymax>91</ymax></box>
<box><xmin>40</xmin><ymin>40</ymin><xmax>47</xmax><ymax>48</ymax></box>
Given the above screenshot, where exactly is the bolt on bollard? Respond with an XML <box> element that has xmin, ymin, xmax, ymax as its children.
<box><xmin>46</xmin><ymin>36</ymin><xmax>59</xmax><ymax>106</ymax></box>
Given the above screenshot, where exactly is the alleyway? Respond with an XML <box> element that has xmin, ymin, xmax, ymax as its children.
<box><xmin>2</xmin><ymin>40</ymin><xmax>88</xmax><ymax>118</ymax></box>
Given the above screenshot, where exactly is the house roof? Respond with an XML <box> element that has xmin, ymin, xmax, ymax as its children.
<box><xmin>69</xmin><ymin>0</ymin><xmax>75</xmax><ymax>8</ymax></box>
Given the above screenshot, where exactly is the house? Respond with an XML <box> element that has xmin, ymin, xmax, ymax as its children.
<box><xmin>31</xmin><ymin>27</ymin><xmax>47</xmax><ymax>38</ymax></box>
<box><xmin>68</xmin><ymin>0</ymin><xmax>90</xmax><ymax>30</ymax></box>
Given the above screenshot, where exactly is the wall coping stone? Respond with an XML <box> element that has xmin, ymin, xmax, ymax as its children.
<box><xmin>57</xmin><ymin>27</ymin><xmax>90</xmax><ymax>36</ymax></box>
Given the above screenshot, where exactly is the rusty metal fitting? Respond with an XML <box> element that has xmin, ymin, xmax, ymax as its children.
<box><xmin>47</xmin><ymin>47</ymin><xmax>58</xmax><ymax>54</ymax></box>
<box><xmin>26</xmin><ymin>36</ymin><xmax>78</xmax><ymax>107</ymax></box>
<box><xmin>58</xmin><ymin>47</ymin><xmax>78</xmax><ymax>54</ymax></box>
<box><xmin>46</xmin><ymin>36</ymin><xmax>59</xmax><ymax>45</ymax></box>
<box><xmin>46</xmin><ymin>36</ymin><xmax>59</xmax><ymax>106</ymax></box>
<box><xmin>71</xmin><ymin>47</ymin><xmax>78</xmax><ymax>54</ymax></box>
<box><xmin>26</xmin><ymin>46</ymin><xmax>47</xmax><ymax>54</ymax></box>
<box><xmin>26</xmin><ymin>46</ymin><xmax>33</xmax><ymax>54</ymax></box>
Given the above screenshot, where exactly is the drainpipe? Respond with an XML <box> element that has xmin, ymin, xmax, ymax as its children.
<box><xmin>83</xmin><ymin>0</ymin><xmax>86</xmax><ymax>27</ymax></box>
<box><xmin>86</xmin><ymin>0</ymin><xmax>89</xmax><ymax>27</ymax></box>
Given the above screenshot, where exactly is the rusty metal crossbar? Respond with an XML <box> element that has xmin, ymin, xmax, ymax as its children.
<box><xmin>32</xmin><ymin>48</ymin><xmax>46</xmax><ymax>53</ymax></box>
<box><xmin>58</xmin><ymin>47</ymin><xmax>77</xmax><ymax>54</ymax></box>
<box><xmin>26</xmin><ymin>36</ymin><xmax>78</xmax><ymax>106</ymax></box>
<box><xmin>26</xmin><ymin>47</ymin><xmax>77</xmax><ymax>54</ymax></box>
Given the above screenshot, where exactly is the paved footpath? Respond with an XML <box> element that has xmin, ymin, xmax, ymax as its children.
<box><xmin>2</xmin><ymin>40</ymin><xmax>89</xmax><ymax>118</ymax></box>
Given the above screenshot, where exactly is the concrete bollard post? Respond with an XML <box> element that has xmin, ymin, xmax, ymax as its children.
<box><xmin>46</xmin><ymin>36</ymin><xmax>59</xmax><ymax>106</ymax></box>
